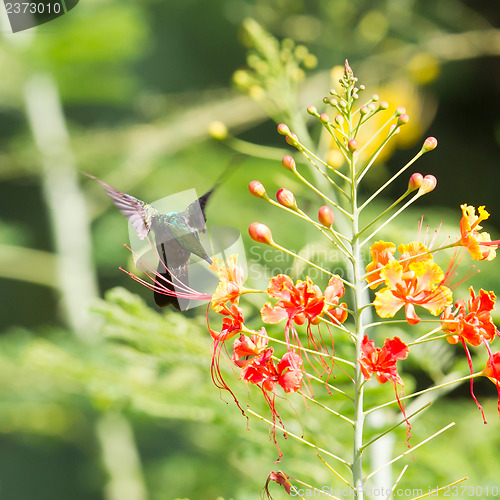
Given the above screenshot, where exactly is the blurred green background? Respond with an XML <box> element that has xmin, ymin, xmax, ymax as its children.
<box><xmin>1</xmin><ymin>1</ymin><xmax>500</xmax><ymax>499</ymax></box>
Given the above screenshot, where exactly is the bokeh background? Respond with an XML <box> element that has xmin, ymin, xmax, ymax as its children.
<box><xmin>1</xmin><ymin>1</ymin><xmax>500</xmax><ymax>499</ymax></box>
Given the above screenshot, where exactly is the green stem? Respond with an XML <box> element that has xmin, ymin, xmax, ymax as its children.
<box><xmin>347</xmin><ymin>87</ymin><xmax>367</xmax><ymax>500</ymax></box>
<box><xmin>247</xmin><ymin>409</ymin><xmax>351</xmax><ymax>466</ymax></box>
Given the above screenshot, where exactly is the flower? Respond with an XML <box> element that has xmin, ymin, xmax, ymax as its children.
<box><xmin>277</xmin><ymin>351</ymin><xmax>303</xmax><ymax>393</ymax></box>
<box><xmin>365</xmin><ymin>241</ymin><xmax>396</xmax><ymax>289</ymax></box>
<box><xmin>441</xmin><ymin>287</ymin><xmax>497</xmax><ymax>346</ymax></box>
<box><xmin>240</xmin><ymin>348</ymin><xmax>278</xmax><ymax>392</ymax></box>
<box><xmin>365</xmin><ymin>240</ymin><xmax>432</xmax><ymax>289</ymax></box>
<box><xmin>232</xmin><ymin>330</ymin><xmax>278</xmax><ymax>392</ymax></box>
<box><xmin>232</xmin><ymin>328</ymin><xmax>270</xmax><ymax>367</ymax></box>
<box><xmin>358</xmin><ymin>336</ymin><xmax>409</xmax><ymax>385</ymax></box>
<box><xmin>322</xmin><ymin>275</ymin><xmax>348</xmax><ymax>324</ymax></box>
<box><xmin>459</xmin><ymin>204</ymin><xmax>498</xmax><ymax>261</ymax></box>
<box><xmin>483</xmin><ymin>352</ymin><xmax>500</xmax><ymax>385</ymax></box>
<box><xmin>209</xmin><ymin>304</ymin><xmax>244</xmax><ymax>342</ymax></box>
<box><xmin>210</xmin><ymin>255</ymin><xmax>245</xmax><ymax>312</ymax></box>
<box><xmin>374</xmin><ymin>260</ymin><xmax>452</xmax><ymax>324</ymax></box>
<box><xmin>261</xmin><ymin>275</ymin><xmax>325</xmax><ymax>326</ymax></box>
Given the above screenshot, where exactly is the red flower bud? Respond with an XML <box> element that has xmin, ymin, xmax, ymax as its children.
<box><xmin>422</xmin><ymin>136</ymin><xmax>438</xmax><ymax>152</ymax></box>
<box><xmin>248</xmin><ymin>222</ymin><xmax>273</xmax><ymax>245</ymax></box>
<box><xmin>248</xmin><ymin>180</ymin><xmax>266</xmax><ymax>198</ymax></box>
<box><xmin>319</xmin><ymin>113</ymin><xmax>329</xmax><ymax>124</ymax></box>
<box><xmin>348</xmin><ymin>139</ymin><xmax>358</xmax><ymax>152</ymax></box>
<box><xmin>397</xmin><ymin>113</ymin><xmax>409</xmax><ymax>126</ymax></box>
<box><xmin>408</xmin><ymin>173</ymin><xmax>423</xmax><ymax>192</ymax></box>
<box><xmin>395</xmin><ymin>106</ymin><xmax>406</xmax><ymax>116</ymax></box>
<box><xmin>277</xmin><ymin>123</ymin><xmax>290</xmax><ymax>135</ymax></box>
<box><xmin>318</xmin><ymin>205</ymin><xmax>334</xmax><ymax>227</ymax></box>
<box><xmin>276</xmin><ymin>188</ymin><xmax>297</xmax><ymax>209</ymax></box>
<box><xmin>307</xmin><ymin>105</ymin><xmax>318</xmax><ymax>116</ymax></box>
<box><xmin>282</xmin><ymin>155</ymin><xmax>296</xmax><ymax>171</ymax></box>
<box><xmin>285</xmin><ymin>133</ymin><xmax>298</xmax><ymax>146</ymax></box>
<box><xmin>418</xmin><ymin>175</ymin><xmax>437</xmax><ymax>194</ymax></box>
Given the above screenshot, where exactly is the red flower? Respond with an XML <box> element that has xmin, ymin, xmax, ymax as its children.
<box><xmin>261</xmin><ymin>275</ymin><xmax>325</xmax><ymax>326</ymax></box>
<box><xmin>374</xmin><ymin>260</ymin><xmax>452</xmax><ymax>324</ymax></box>
<box><xmin>483</xmin><ymin>352</ymin><xmax>500</xmax><ymax>385</ymax></box>
<box><xmin>441</xmin><ymin>287</ymin><xmax>497</xmax><ymax>346</ymax></box>
<box><xmin>358</xmin><ymin>335</ymin><xmax>409</xmax><ymax>385</ymax></box>
<box><xmin>240</xmin><ymin>348</ymin><xmax>278</xmax><ymax>392</ymax></box>
<box><xmin>322</xmin><ymin>276</ymin><xmax>348</xmax><ymax>324</ymax></box>
<box><xmin>277</xmin><ymin>351</ymin><xmax>303</xmax><ymax>393</ymax></box>
<box><xmin>209</xmin><ymin>304</ymin><xmax>244</xmax><ymax>342</ymax></box>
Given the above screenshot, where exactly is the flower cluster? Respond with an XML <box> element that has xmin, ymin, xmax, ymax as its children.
<box><xmin>123</xmin><ymin>61</ymin><xmax>500</xmax><ymax>494</ymax></box>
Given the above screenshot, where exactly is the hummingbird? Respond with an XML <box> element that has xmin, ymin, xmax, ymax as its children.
<box><xmin>86</xmin><ymin>173</ymin><xmax>220</xmax><ymax>310</ymax></box>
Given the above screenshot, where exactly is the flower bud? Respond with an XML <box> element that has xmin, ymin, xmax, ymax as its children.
<box><xmin>378</xmin><ymin>101</ymin><xmax>389</xmax><ymax>110</ymax></box>
<box><xmin>277</xmin><ymin>123</ymin><xmax>290</xmax><ymax>135</ymax></box>
<box><xmin>397</xmin><ymin>114</ymin><xmax>409</xmax><ymax>126</ymax></box>
<box><xmin>360</xmin><ymin>105</ymin><xmax>369</xmax><ymax>116</ymax></box>
<box><xmin>335</xmin><ymin>114</ymin><xmax>344</xmax><ymax>126</ymax></box>
<box><xmin>208</xmin><ymin>121</ymin><xmax>228</xmax><ymax>140</ymax></box>
<box><xmin>348</xmin><ymin>139</ymin><xmax>358</xmax><ymax>152</ymax></box>
<box><xmin>286</xmin><ymin>133</ymin><xmax>298</xmax><ymax>146</ymax></box>
<box><xmin>389</xmin><ymin>124</ymin><xmax>400</xmax><ymax>135</ymax></box>
<box><xmin>371</xmin><ymin>94</ymin><xmax>379</xmax><ymax>102</ymax></box>
<box><xmin>329</xmin><ymin>98</ymin><xmax>338</xmax><ymax>107</ymax></box>
<box><xmin>276</xmin><ymin>188</ymin><xmax>297</xmax><ymax>209</ymax></box>
<box><xmin>323</xmin><ymin>97</ymin><xmax>330</xmax><ymax>104</ymax></box>
<box><xmin>318</xmin><ymin>205</ymin><xmax>335</xmax><ymax>227</ymax></box>
<box><xmin>282</xmin><ymin>155</ymin><xmax>296</xmax><ymax>171</ymax></box>
<box><xmin>249</xmin><ymin>222</ymin><xmax>273</xmax><ymax>245</ymax></box>
<box><xmin>422</xmin><ymin>136</ymin><xmax>438</xmax><ymax>152</ymax></box>
<box><xmin>418</xmin><ymin>175</ymin><xmax>437</xmax><ymax>194</ymax></box>
<box><xmin>319</xmin><ymin>113</ymin><xmax>329</xmax><ymax>124</ymax></box>
<box><xmin>408</xmin><ymin>173</ymin><xmax>423</xmax><ymax>192</ymax></box>
<box><xmin>248</xmin><ymin>180</ymin><xmax>267</xmax><ymax>198</ymax></box>
<box><xmin>395</xmin><ymin>106</ymin><xmax>406</xmax><ymax>117</ymax></box>
<box><xmin>307</xmin><ymin>105</ymin><xmax>318</xmax><ymax>116</ymax></box>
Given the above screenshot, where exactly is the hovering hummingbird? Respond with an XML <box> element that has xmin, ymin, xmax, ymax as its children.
<box><xmin>86</xmin><ymin>173</ymin><xmax>221</xmax><ymax>310</ymax></box>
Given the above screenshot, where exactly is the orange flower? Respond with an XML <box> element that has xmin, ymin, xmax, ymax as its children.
<box><xmin>366</xmin><ymin>241</ymin><xmax>432</xmax><ymax>289</ymax></box>
<box><xmin>365</xmin><ymin>241</ymin><xmax>396</xmax><ymax>289</ymax></box>
<box><xmin>483</xmin><ymin>352</ymin><xmax>500</xmax><ymax>385</ymax></box>
<box><xmin>261</xmin><ymin>275</ymin><xmax>325</xmax><ymax>326</ymax></box>
<box><xmin>374</xmin><ymin>260</ymin><xmax>452</xmax><ymax>324</ymax></box>
<box><xmin>441</xmin><ymin>287</ymin><xmax>497</xmax><ymax>346</ymax></box>
<box><xmin>459</xmin><ymin>204</ymin><xmax>498</xmax><ymax>261</ymax></box>
<box><xmin>210</xmin><ymin>255</ymin><xmax>246</xmax><ymax>312</ymax></box>
<box><xmin>358</xmin><ymin>335</ymin><xmax>409</xmax><ymax>385</ymax></box>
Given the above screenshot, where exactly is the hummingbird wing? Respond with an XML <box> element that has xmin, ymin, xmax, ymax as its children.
<box><xmin>162</xmin><ymin>212</ymin><xmax>212</xmax><ymax>264</ymax></box>
<box><xmin>184</xmin><ymin>187</ymin><xmax>215</xmax><ymax>233</ymax></box>
<box><xmin>85</xmin><ymin>173</ymin><xmax>157</xmax><ymax>239</ymax></box>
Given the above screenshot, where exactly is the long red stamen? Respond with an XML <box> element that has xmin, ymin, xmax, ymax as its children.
<box><xmin>461</xmin><ymin>339</ymin><xmax>487</xmax><ymax>423</ymax></box>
